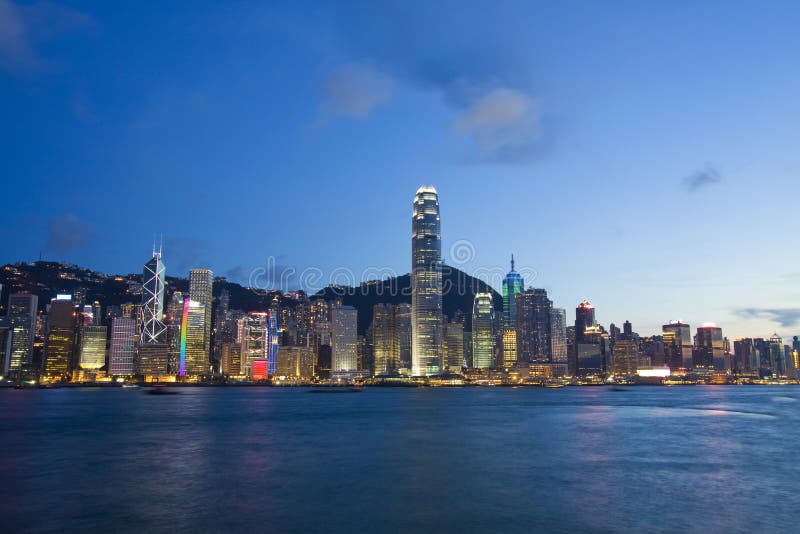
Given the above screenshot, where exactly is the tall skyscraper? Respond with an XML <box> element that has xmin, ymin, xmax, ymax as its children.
<box><xmin>141</xmin><ymin>249</ymin><xmax>167</xmax><ymax>344</ymax></box>
<box><xmin>411</xmin><ymin>185</ymin><xmax>442</xmax><ymax>376</ymax></box>
<box><xmin>78</xmin><ymin>325</ymin><xmax>107</xmax><ymax>370</ymax></box>
<box><xmin>43</xmin><ymin>295</ymin><xmax>75</xmax><ymax>379</ymax></box>
<box><xmin>188</xmin><ymin>269</ymin><xmax>214</xmax><ymax>372</ymax></box>
<box><xmin>662</xmin><ymin>321</ymin><xmax>692</xmax><ymax>370</ymax></box>
<box><xmin>472</xmin><ymin>293</ymin><xmax>495</xmax><ymax>369</ymax></box>
<box><xmin>5</xmin><ymin>293</ymin><xmax>38</xmax><ymax>374</ymax></box>
<box><xmin>182</xmin><ymin>298</ymin><xmax>208</xmax><ymax>376</ymax></box>
<box><xmin>502</xmin><ymin>256</ymin><xmax>524</xmax><ymax>328</ymax></box>
<box><xmin>693</xmin><ymin>324</ymin><xmax>723</xmax><ymax>370</ymax></box>
<box><xmin>443</xmin><ymin>318</ymin><xmax>464</xmax><ymax>373</ymax></box>
<box><xmin>332</xmin><ymin>305</ymin><xmax>358</xmax><ymax>372</ymax></box>
<box><xmin>109</xmin><ymin>317</ymin><xmax>137</xmax><ymax>376</ymax></box>
<box><xmin>239</xmin><ymin>312</ymin><xmax>279</xmax><ymax>378</ymax></box>
<box><xmin>394</xmin><ymin>303</ymin><xmax>412</xmax><ymax>373</ymax></box>
<box><xmin>516</xmin><ymin>289</ymin><xmax>552</xmax><ymax>364</ymax></box>
<box><xmin>612</xmin><ymin>338</ymin><xmax>639</xmax><ymax>376</ymax></box>
<box><xmin>372</xmin><ymin>304</ymin><xmax>395</xmax><ymax>375</ymax></box>
<box><xmin>572</xmin><ymin>300</ymin><xmax>604</xmax><ymax>376</ymax></box>
<box><xmin>550</xmin><ymin>308</ymin><xmax>567</xmax><ymax>363</ymax></box>
<box><xmin>769</xmin><ymin>333</ymin><xmax>785</xmax><ymax>376</ymax></box>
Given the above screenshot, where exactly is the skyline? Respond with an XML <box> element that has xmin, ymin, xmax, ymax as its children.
<box><xmin>2</xmin><ymin>1</ymin><xmax>800</xmax><ymax>339</ymax></box>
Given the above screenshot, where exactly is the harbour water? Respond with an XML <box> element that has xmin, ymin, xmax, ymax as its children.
<box><xmin>0</xmin><ymin>386</ymin><xmax>797</xmax><ymax>533</ymax></box>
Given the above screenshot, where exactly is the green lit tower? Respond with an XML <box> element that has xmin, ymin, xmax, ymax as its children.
<box><xmin>502</xmin><ymin>255</ymin><xmax>524</xmax><ymax>329</ymax></box>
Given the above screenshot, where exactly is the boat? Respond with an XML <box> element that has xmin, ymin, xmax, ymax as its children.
<box><xmin>121</xmin><ymin>383</ymin><xmax>139</xmax><ymax>389</ymax></box>
<box><xmin>544</xmin><ymin>383</ymin><xmax>565</xmax><ymax>388</ymax></box>
<box><xmin>145</xmin><ymin>385</ymin><xmax>178</xmax><ymax>395</ymax></box>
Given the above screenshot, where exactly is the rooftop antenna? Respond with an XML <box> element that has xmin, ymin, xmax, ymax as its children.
<box><xmin>511</xmin><ymin>254</ymin><xmax>515</xmax><ymax>271</ymax></box>
<box><xmin>159</xmin><ymin>233</ymin><xmax>163</xmax><ymax>256</ymax></box>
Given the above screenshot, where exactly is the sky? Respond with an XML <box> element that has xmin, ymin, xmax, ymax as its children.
<box><xmin>1</xmin><ymin>0</ymin><xmax>800</xmax><ymax>339</ymax></box>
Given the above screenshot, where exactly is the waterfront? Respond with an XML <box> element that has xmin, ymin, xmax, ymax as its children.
<box><xmin>0</xmin><ymin>387</ymin><xmax>797</xmax><ymax>533</ymax></box>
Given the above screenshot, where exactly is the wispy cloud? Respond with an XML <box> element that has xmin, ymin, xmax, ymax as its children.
<box><xmin>683</xmin><ymin>165</ymin><xmax>721</xmax><ymax>192</ymax></box>
<box><xmin>735</xmin><ymin>308</ymin><xmax>800</xmax><ymax>328</ymax></box>
<box><xmin>0</xmin><ymin>0</ymin><xmax>93</xmax><ymax>73</ymax></box>
<box><xmin>44</xmin><ymin>213</ymin><xmax>94</xmax><ymax>255</ymax></box>
<box><xmin>318</xmin><ymin>63</ymin><xmax>393</xmax><ymax>121</ymax></box>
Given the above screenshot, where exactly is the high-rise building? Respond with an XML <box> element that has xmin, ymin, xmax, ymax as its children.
<box><xmin>572</xmin><ymin>300</ymin><xmax>604</xmax><ymax>376</ymax></box>
<box><xmin>137</xmin><ymin>343</ymin><xmax>170</xmax><ymax>378</ymax></box>
<box><xmin>501</xmin><ymin>328</ymin><xmax>517</xmax><ymax>369</ymax></box>
<box><xmin>239</xmin><ymin>312</ymin><xmax>279</xmax><ymax>378</ymax></box>
<box><xmin>472</xmin><ymin>293</ymin><xmax>495</xmax><ymax>369</ymax></box>
<box><xmin>693</xmin><ymin>324</ymin><xmax>723</xmax><ymax>370</ymax></box>
<box><xmin>188</xmin><ymin>269</ymin><xmax>214</xmax><ymax>369</ymax></box>
<box><xmin>78</xmin><ymin>325</ymin><xmax>107</xmax><ymax>370</ymax></box>
<box><xmin>516</xmin><ymin>289</ymin><xmax>552</xmax><ymax>364</ymax></box>
<box><xmin>372</xmin><ymin>304</ymin><xmax>396</xmax><ymax>375</ymax></box>
<box><xmin>332</xmin><ymin>305</ymin><xmax>358</xmax><ymax>372</ymax></box>
<box><xmin>109</xmin><ymin>317</ymin><xmax>137</xmax><ymax>376</ymax></box>
<box><xmin>662</xmin><ymin>321</ymin><xmax>692</xmax><ymax>370</ymax></box>
<box><xmin>276</xmin><ymin>346</ymin><xmax>315</xmax><ymax>379</ymax></box>
<box><xmin>612</xmin><ymin>338</ymin><xmax>638</xmax><ymax>376</ymax></box>
<box><xmin>182</xmin><ymin>298</ymin><xmax>208</xmax><ymax>377</ymax></box>
<box><xmin>550</xmin><ymin>308</ymin><xmax>567</xmax><ymax>363</ymax></box>
<box><xmin>411</xmin><ymin>185</ymin><xmax>443</xmax><ymax>376</ymax></box>
<box><xmin>443</xmin><ymin>318</ymin><xmax>464</xmax><ymax>373</ymax></box>
<box><xmin>502</xmin><ymin>256</ymin><xmax>524</xmax><ymax>329</ymax></box>
<box><xmin>769</xmin><ymin>333</ymin><xmax>785</xmax><ymax>376</ymax></box>
<box><xmin>43</xmin><ymin>296</ymin><xmax>75</xmax><ymax>379</ymax></box>
<box><xmin>141</xmin><ymin>249</ymin><xmax>167</xmax><ymax>343</ymax></box>
<box><xmin>5</xmin><ymin>293</ymin><xmax>37</xmax><ymax>374</ymax></box>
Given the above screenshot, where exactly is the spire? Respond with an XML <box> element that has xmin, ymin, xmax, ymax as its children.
<box><xmin>511</xmin><ymin>254</ymin><xmax>515</xmax><ymax>271</ymax></box>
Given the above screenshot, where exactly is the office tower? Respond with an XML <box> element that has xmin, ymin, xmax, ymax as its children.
<box><xmin>219</xmin><ymin>342</ymin><xmax>242</xmax><ymax>376</ymax></box>
<box><xmin>43</xmin><ymin>296</ymin><xmax>75</xmax><ymax>379</ymax></box>
<box><xmin>332</xmin><ymin>305</ymin><xmax>358</xmax><ymax>372</ymax></box>
<box><xmin>239</xmin><ymin>312</ymin><xmax>279</xmax><ymax>378</ymax></box>
<box><xmin>141</xmin><ymin>249</ymin><xmax>167</xmax><ymax>343</ymax></box>
<box><xmin>276</xmin><ymin>346</ymin><xmax>316</xmax><ymax>379</ymax></box>
<box><xmin>612</xmin><ymin>338</ymin><xmax>638</xmax><ymax>376</ymax></box>
<box><xmin>109</xmin><ymin>317</ymin><xmax>137</xmax><ymax>376</ymax></box>
<box><xmin>733</xmin><ymin>338</ymin><xmax>755</xmax><ymax>373</ymax></box>
<box><xmin>693</xmin><ymin>324</ymin><xmax>723</xmax><ymax>370</ymax></box>
<box><xmin>411</xmin><ymin>185</ymin><xmax>443</xmax><ymax>376</ymax></box>
<box><xmin>623</xmin><ymin>321</ymin><xmax>633</xmax><ymax>339</ymax></box>
<box><xmin>572</xmin><ymin>300</ymin><xmax>604</xmax><ymax>376</ymax></box>
<box><xmin>472</xmin><ymin>293</ymin><xmax>495</xmax><ymax>369</ymax></box>
<box><xmin>394</xmin><ymin>303</ymin><xmax>412</xmax><ymax>372</ymax></box>
<box><xmin>316</xmin><ymin>344</ymin><xmax>332</xmax><ymax>379</ymax></box>
<box><xmin>444</xmin><ymin>318</ymin><xmax>464</xmax><ymax>373</ymax></box>
<box><xmin>662</xmin><ymin>321</ymin><xmax>692</xmax><ymax>370</ymax></box>
<box><xmin>770</xmin><ymin>333</ymin><xmax>785</xmax><ymax>376</ymax></box>
<box><xmin>516</xmin><ymin>289</ymin><xmax>552</xmax><ymax>364</ymax></box>
<box><xmin>78</xmin><ymin>325</ymin><xmax>107</xmax><ymax>370</ymax></box>
<box><xmin>550</xmin><ymin>308</ymin><xmax>567</xmax><ymax>363</ymax></box>
<box><xmin>502</xmin><ymin>256</ymin><xmax>524</xmax><ymax>328</ymax></box>
<box><xmin>166</xmin><ymin>291</ymin><xmax>184</xmax><ymax>325</ymax></box>
<box><xmin>137</xmin><ymin>343</ymin><xmax>170</xmax><ymax>378</ymax></box>
<box><xmin>189</xmin><ymin>269</ymin><xmax>214</xmax><ymax>368</ymax></box>
<box><xmin>372</xmin><ymin>304</ymin><xmax>395</xmax><ymax>375</ymax></box>
<box><xmin>182</xmin><ymin>299</ymin><xmax>208</xmax><ymax>377</ymax></box>
<box><xmin>500</xmin><ymin>328</ymin><xmax>516</xmax><ymax>369</ymax></box>
<box><xmin>789</xmin><ymin>337</ymin><xmax>800</xmax><ymax>379</ymax></box>
<box><xmin>5</xmin><ymin>293</ymin><xmax>38</xmax><ymax>374</ymax></box>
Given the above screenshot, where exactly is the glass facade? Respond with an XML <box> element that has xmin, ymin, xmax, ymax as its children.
<box><xmin>472</xmin><ymin>292</ymin><xmax>495</xmax><ymax>369</ymax></box>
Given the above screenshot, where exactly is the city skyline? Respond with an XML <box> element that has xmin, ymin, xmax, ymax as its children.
<box><xmin>2</xmin><ymin>1</ymin><xmax>800</xmax><ymax>340</ymax></box>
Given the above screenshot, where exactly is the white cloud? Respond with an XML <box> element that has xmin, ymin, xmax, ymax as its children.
<box><xmin>320</xmin><ymin>63</ymin><xmax>393</xmax><ymax>120</ymax></box>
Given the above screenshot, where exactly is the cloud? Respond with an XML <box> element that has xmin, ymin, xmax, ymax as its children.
<box><xmin>450</xmin><ymin>88</ymin><xmax>542</xmax><ymax>163</ymax></box>
<box><xmin>44</xmin><ymin>213</ymin><xmax>94</xmax><ymax>254</ymax></box>
<box><xmin>735</xmin><ymin>308</ymin><xmax>800</xmax><ymax>328</ymax></box>
<box><xmin>319</xmin><ymin>63</ymin><xmax>393</xmax><ymax>121</ymax></box>
<box><xmin>0</xmin><ymin>0</ymin><xmax>93</xmax><ymax>73</ymax></box>
<box><xmin>683</xmin><ymin>165</ymin><xmax>721</xmax><ymax>192</ymax></box>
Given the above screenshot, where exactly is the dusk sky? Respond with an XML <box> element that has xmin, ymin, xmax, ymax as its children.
<box><xmin>2</xmin><ymin>0</ymin><xmax>799</xmax><ymax>338</ymax></box>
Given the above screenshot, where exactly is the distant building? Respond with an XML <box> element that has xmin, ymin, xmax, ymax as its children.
<box><xmin>276</xmin><ymin>346</ymin><xmax>315</xmax><ymax>379</ymax></box>
<box><xmin>443</xmin><ymin>318</ymin><xmax>464</xmax><ymax>373</ymax></box>
<box><xmin>188</xmin><ymin>269</ymin><xmax>214</xmax><ymax>371</ymax></box>
<box><xmin>550</xmin><ymin>308</ymin><xmax>567</xmax><ymax>363</ymax></box>
<box><xmin>472</xmin><ymin>293</ymin><xmax>495</xmax><ymax>369</ymax></box>
<box><xmin>182</xmin><ymin>299</ymin><xmax>208</xmax><ymax>377</ymax></box>
<box><xmin>572</xmin><ymin>300</ymin><xmax>604</xmax><ymax>376</ymax></box>
<box><xmin>109</xmin><ymin>317</ymin><xmax>137</xmax><ymax>376</ymax></box>
<box><xmin>693</xmin><ymin>324</ymin><xmax>723</xmax><ymax>370</ymax></box>
<box><xmin>5</xmin><ymin>293</ymin><xmax>37</xmax><ymax>374</ymax></box>
<box><xmin>769</xmin><ymin>333</ymin><xmax>785</xmax><ymax>376</ymax></box>
<box><xmin>78</xmin><ymin>325</ymin><xmax>107</xmax><ymax>370</ymax></box>
<box><xmin>43</xmin><ymin>296</ymin><xmax>75</xmax><ymax>380</ymax></box>
<box><xmin>516</xmin><ymin>289</ymin><xmax>552</xmax><ymax>364</ymax></box>
<box><xmin>612</xmin><ymin>338</ymin><xmax>638</xmax><ymax>376</ymax></box>
<box><xmin>141</xmin><ymin>250</ymin><xmax>167</xmax><ymax>343</ymax></box>
<box><xmin>239</xmin><ymin>312</ymin><xmax>279</xmax><ymax>378</ymax></box>
<box><xmin>332</xmin><ymin>305</ymin><xmax>358</xmax><ymax>372</ymax></box>
<box><xmin>502</xmin><ymin>255</ymin><xmax>524</xmax><ymax>329</ymax></box>
<box><xmin>137</xmin><ymin>342</ymin><xmax>170</xmax><ymax>379</ymax></box>
<box><xmin>662</xmin><ymin>321</ymin><xmax>692</xmax><ymax>370</ymax></box>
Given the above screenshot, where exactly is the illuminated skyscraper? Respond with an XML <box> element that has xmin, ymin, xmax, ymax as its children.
<box><xmin>188</xmin><ymin>269</ymin><xmax>214</xmax><ymax>370</ymax></box>
<box><xmin>239</xmin><ymin>312</ymin><xmax>279</xmax><ymax>378</ymax></box>
<box><xmin>182</xmin><ymin>299</ymin><xmax>208</xmax><ymax>376</ymax></box>
<box><xmin>502</xmin><ymin>256</ymin><xmax>524</xmax><ymax>328</ymax></box>
<box><xmin>572</xmin><ymin>300</ymin><xmax>604</xmax><ymax>376</ymax></box>
<box><xmin>444</xmin><ymin>318</ymin><xmax>464</xmax><ymax>373</ymax></box>
<box><xmin>332</xmin><ymin>305</ymin><xmax>358</xmax><ymax>372</ymax></box>
<box><xmin>43</xmin><ymin>296</ymin><xmax>75</xmax><ymax>379</ymax></box>
<box><xmin>5</xmin><ymin>293</ymin><xmax>37</xmax><ymax>374</ymax></box>
<box><xmin>372</xmin><ymin>304</ymin><xmax>395</xmax><ymax>375</ymax></box>
<box><xmin>394</xmin><ymin>303</ymin><xmax>412</xmax><ymax>373</ymax></box>
<box><xmin>516</xmin><ymin>289</ymin><xmax>552</xmax><ymax>364</ymax></box>
<box><xmin>109</xmin><ymin>317</ymin><xmax>137</xmax><ymax>376</ymax></box>
<box><xmin>78</xmin><ymin>325</ymin><xmax>107</xmax><ymax>370</ymax></box>
<box><xmin>769</xmin><ymin>333</ymin><xmax>785</xmax><ymax>376</ymax></box>
<box><xmin>662</xmin><ymin>321</ymin><xmax>692</xmax><ymax>370</ymax></box>
<box><xmin>141</xmin><ymin>249</ymin><xmax>167</xmax><ymax>344</ymax></box>
<box><xmin>692</xmin><ymin>324</ymin><xmax>723</xmax><ymax>370</ymax></box>
<box><xmin>550</xmin><ymin>308</ymin><xmax>567</xmax><ymax>363</ymax></box>
<box><xmin>472</xmin><ymin>293</ymin><xmax>495</xmax><ymax>369</ymax></box>
<box><xmin>612</xmin><ymin>338</ymin><xmax>638</xmax><ymax>376</ymax></box>
<box><xmin>411</xmin><ymin>185</ymin><xmax>442</xmax><ymax>376</ymax></box>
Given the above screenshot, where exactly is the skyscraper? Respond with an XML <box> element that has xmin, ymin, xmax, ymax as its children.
<box><xmin>411</xmin><ymin>185</ymin><xmax>442</xmax><ymax>376</ymax></box>
<box><xmin>693</xmin><ymin>324</ymin><xmax>723</xmax><ymax>370</ymax></box>
<box><xmin>141</xmin><ymin>249</ymin><xmax>167</xmax><ymax>344</ymax></box>
<box><xmin>332</xmin><ymin>305</ymin><xmax>358</xmax><ymax>372</ymax></box>
<box><xmin>109</xmin><ymin>316</ymin><xmax>137</xmax><ymax>376</ymax></box>
<box><xmin>372</xmin><ymin>303</ymin><xmax>395</xmax><ymax>375</ymax></box>
<box><xmin>516</xmin><ymin>289</ymin><xmax>552</xmax><ymax>364</ymax></box>
<box><xmin>472</xmin><ymin>293</ymin><xmax>495</xmax><ymax>369</ymax></box>
<box><xmin>239</xmin><ymin>312</ymin><xmax>279</xmax><ymax>378</ymax></box>
<box><xmin>43</xmin><ymin>295</ymin><xmax>75</xmax><ymax>380</ymax></box>
<box><xmin>188</xmin><ymin>269</ymin><xmax>214</xmax><ymax>372</ymax></box>
<box><xmin>5</xmin><ymin>293</ymin><xmax>37</xmax><ymax>375</ymax></box>
<box><xmin>769</xmin><ymin>333</ymin><xmax>785</xmax><ymax>376</ymax></box>
<box><xmin>662</xmin><ymin>321</ymin><xmax>692</xmax><ymax>371</ymax></box>
<box><xmin>550</xmin><ymin>308</ymin><xmax>567</xmax><ymax>363</ymax></box>
<box><xmin>182</xmin><ymin>298</ymin><xmax>208</xmax><ymax>377</ymax></box>
<box><xmin>572</xmin><ymin>300</ymin><xmax>604</xmax><ymax>376</ymax></box>
<box><xmin>444</xmin><ymin>317</ymin><xmax>465</xmax><ymax>373</ymax></box>
<box><xmin>78</xmin><ymin>325</ymin><xmax>107</xmax><ymax>370</ymax></box>
<box><xmin>502</xmin><ymin>256</ymin><xmax>524</xmax><ymax>328</ymax></box>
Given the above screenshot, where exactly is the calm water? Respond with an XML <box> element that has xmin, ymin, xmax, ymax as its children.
<box><xmin>0</xmin><ymin>386</ymin><xmax>797</xmax><ymax>533</ymax></box>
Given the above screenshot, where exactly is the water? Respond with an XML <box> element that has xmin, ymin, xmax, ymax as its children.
<box><xmin>0</xmin><ymin>386</ymin><xmax>797</xmax><ymax>533</ymax></box>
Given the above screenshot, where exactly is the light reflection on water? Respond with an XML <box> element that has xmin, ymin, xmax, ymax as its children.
<box><xmin>0</xmin><ymin>386</ymin><xmax>798</xmax><ymax>533</ymax></box>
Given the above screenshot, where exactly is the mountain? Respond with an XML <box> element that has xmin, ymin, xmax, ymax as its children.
<box><xmin>315</xmin><ymin>264</ymin><xmax>502</xmax><ymax>334</ymax></box>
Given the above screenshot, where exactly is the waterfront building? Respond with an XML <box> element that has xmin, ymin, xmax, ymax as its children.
<box><xmin>276</xmin><ymin>346</ymin><xmax>315</xmax><ymax>379</ymax></box>
<box><xmin>502</xmin><ymin>255</ymin><xmax>524</xmax><ymax>329</ymax></box>
<box><xmin>550</xmin><ymin>308</ymin><xmax>567</xmax><ymax>363</ymax></box>
<box><xmin>182</xmin><ymin>299</ymin><xmax>208</xmax><ymax>377</ymax></box>
<box><xmin>332</xmin><ymin>305</ymin><xmax>358</xmax><ymax>372</ymax></box>
<box><xmin>443</xmin><ymin>318</ymin><xmax>464</xmax><ymax>373</ymax></box>
<box><xmin>239</xmin><ymin>312</ymin><xmax>279</xmax><ymax>378</ymax></box>
<box><xmin>693</xmin><ymin>324</ymin><xmax>723</xmax><ymax>370</ymax></box>
<box><xmin>137</xmin><ymin>342</ymin><xmax>170</xmax><ymax>379</ymax></box>
<box><xmin>501</xmin><ymin>328</ymin><xmax>516</xmax><ymax>369</ymax></box>
<box><xmin>109</xmin><ymin>317</ymin><xmax>137</xmax><ymax>376</ymax></box>
<box><xmin>411</xmin><ymin>185</ymin><xmax>443</xmax><ymax>376</ymax></box>
<box><xmin>472</xmin><ymin>293</ymin><xmax>495</xmax><ymax>369</ymax></box>
<box><xmin>78</xmin><ymin>325</ymin><xmax>107</xmax><ymax>370</ymax></box>
<box><xmin>572</xmin><ymin>300</ymin><xmax>604</xmax><ymax>376</ymax></box>
<box><xmin>516</xmin><ymin>289</ymin><xmax>552</xmax><ymax>364</ymax></box>
<box><xmin>662</xmin><ymin>321</ymin><xmax>692</xmax><ymax>370</ymax></box>
<box><xmin>612</xmin><ymin>338</ymin><xmax>639</xmax><ymax>376</ymax></box>
<box><xmin>770</xmin><ymin>333</ymin><xmax>785</xmax><ymax>376</ymax></box>
<box><xmin>5</xmin><ymin>293</ymin><xmax>37</xmax><ymax>374</ymax></box>
<box><xmin>141</xmin><ymin>249</ymin><xmax>167</xmax><ymax>343</ymax></box>
<box><xmin>43</xmin><ymin>295</ymin><xmax>75</xmax><ymax>379</ymax></box>
<box><xmin>188</xmin><ymin>269</ymin><xmax>214</xmax><ymax>368</ymax></box>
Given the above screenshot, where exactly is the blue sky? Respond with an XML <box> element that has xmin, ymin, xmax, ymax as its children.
<box><xmin>2</xmin><ymin>0</ymin><xmax>799</xmax><ymax>338</ymax></box>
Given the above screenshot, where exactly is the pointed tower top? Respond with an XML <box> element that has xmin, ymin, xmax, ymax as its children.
<box><xmin>511</xmin><ymin>254</ymin><xmax>515</xmax><ymax>271</ymax></box>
